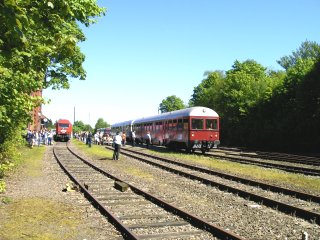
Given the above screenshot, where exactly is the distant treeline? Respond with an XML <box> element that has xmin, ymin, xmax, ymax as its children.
<box><xmin>189</xmin><ymin>41</ymin><xmax>320</xmax><ymax>153</ymax></box>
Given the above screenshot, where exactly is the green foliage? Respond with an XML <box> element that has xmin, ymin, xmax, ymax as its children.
<box><xmin>0</xmin><ymin>181</ymin><xmax>6</xmax><ymax>193</ymax></box>
<box><xmin>159</xmin><ymin>95</ymin><xmax>186</xmax><ymax>113</ymax></box>
<box><xmin>94</xmin><ymin>118</ymin><xmax>110</xmax><ymax>132</ymax></box>
<box><xmin>189</xmin><ymin>40</ymin><xmax>320</xmax><ymax>152</ymax></box>
<box><xmin>217</xmin><ymin>41</ymin><xmax>320</xmax><ymax>151</ymax></box>
<box><xmin>0</xmin><ymin>0</ymin><xmax>106</xmax><ymax>188</ymax></box>
<box><xmin>73</xmin><ymin>120</ymin><xmax>93</xmax><ymax>133</ymax></box>
<box><xmin>189</xmin><ymin>70</ymin><xmax>225</xmax><ymax>111</ymax></box>
<box><xmin>73</xmin><ymin>120</ymin><xmax>85</xmax><ymax>133</ymax></box>
<box><xmin>277</xmin><ymin>40</ymin><xmax>320</xmax><ymax>70</ymax></box>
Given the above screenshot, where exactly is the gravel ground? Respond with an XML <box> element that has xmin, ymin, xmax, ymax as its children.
<box><xmin>71</xmin><ymin>143</ymin><xmax>320</xmax><ymax>240</ymax></box>
<box><xmin>0</xmin><ymin>144</ymin><xmax>123</xmax><ymax>240</ymax></box>
<box><xmin>2</xmin><ymin>142</ymin><xmax>319</xmax><ymax>240</ymax></box>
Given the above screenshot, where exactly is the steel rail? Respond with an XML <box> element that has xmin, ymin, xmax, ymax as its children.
<box><xmin>217</xmin><ymin>148</ymin><xmax>320</xmax><ymax>167</ymax></box>
<box><xmin>205</xmin><ymin>152</ymin><xmax>320</xmax><ymax>176</ymax></box>
<box><xmin>53</xmin><ymin>146</ymin><xmax>139</xmax><ymax>240</ymax></box>
<box><xmin>64</xmin><ymin>145</ymin><xmax>246</xmax><ymax>240</ymax></box>
<box><xmin>119</xmin><ymin>147</ymin><xmax>320</xmax><ymax>204</ymax></box>
<box><xmin>115</xmin><ymin>147</ymin><xmax>320</xmax><ymax>224</ymax></box>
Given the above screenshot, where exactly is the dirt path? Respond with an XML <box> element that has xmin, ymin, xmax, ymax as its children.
<box><xmin>0</xmin><ymin>144</ymin><xmax>122</xmax><ymax>240</ymax></box>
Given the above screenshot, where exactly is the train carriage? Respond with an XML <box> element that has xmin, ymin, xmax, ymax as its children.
<box><xmin>111</xmin><ymin>120</ymin><xmax>134</xmax><ymax>138</ymax></box>
<box><xmin>111</xmin><ymin>107</ymin><xmax>220</xmax><ymax>153</ymax></box>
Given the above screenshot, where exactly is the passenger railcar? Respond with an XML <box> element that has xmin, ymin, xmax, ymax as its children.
<box><xmin>111</xmin><ymin>107</ymin><xmax>220</xmax><ymax>153</ymax></box>
<box><xmin>96</xmin><ymin>127</ymin><xmax>112</xmax><ymax>136</ymax></box>
<box><xmin>54</xmin><ymin>119</ymin><xmax>72</xmax><ymax>142</ymax></box>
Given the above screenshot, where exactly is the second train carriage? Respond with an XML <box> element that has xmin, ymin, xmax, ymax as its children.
<box><xmin>111</xmin><ymin>106</ymin><xmax>220</xmax><ymax>153</ymax></box>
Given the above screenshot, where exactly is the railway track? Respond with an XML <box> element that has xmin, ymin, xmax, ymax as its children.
<box><xmin>130</xmin><ymin>144</ymin><xmax>320</xmax><ymax>176</ymax></box>
<box><xmin>53</xmin><ymin>143</ymin><xmax>245</xmax><ymax>240</ymax></box>
<box><xmin>204</xmin><ymin>150</ymin><xmax>320</xmax><ymax>176</ymax></box>
<box><xmin>219</xmin><ymin>147</ymin><xmax>320</xmax><ymax>166</ymax></box>
<box><xmin>109</xmin><ymin>146</ymin><xmax>320</xmax><ymax>225</ymax></box>
<box><xmin>218</xmin><ymin>147</ymin><xmax>320</xmax><ymax>167</ymax></box>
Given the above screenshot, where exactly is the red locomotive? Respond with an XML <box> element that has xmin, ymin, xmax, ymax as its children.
<box><xmin>54</xmin><ymin>119</ymin><xmax>73</xmax><ymax>142</ymax></box>
<box><xmin>111</xmin><ymin>106</ymin><xmax>220</xmax><ymax>153</ymax></box>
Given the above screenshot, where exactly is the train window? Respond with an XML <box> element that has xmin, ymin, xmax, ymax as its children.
<box><xmin>59</xmin><ymin>123</ymin><xmax>69</xmax><ymax>128</ymax></box>
<box><xmin>206</xmin><ymin>119</ymin><xmax>218</xmax><ymax>130</ymax></box>
<box><xmin>191</xmin><ymin>119</ymin><xmax>204</xmax><ymax>130</ymax></box>
<box><xmin>183</xmin><ymin>118</ymin><xmax>188</xmax><ymax>129</ymax></box>
<box><xmin>172</xmin><ymin>119</ymin><xmax>177</xmax><ymax>129</ymax></box>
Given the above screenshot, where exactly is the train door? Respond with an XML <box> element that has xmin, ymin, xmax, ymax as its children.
<box><xmin>177</xmin><ymin>118</ymin><xmax>183</xmax><ymax>142</ymax></box>
<box><xmin>164</xmin><ymin>120</ymin><xmax>169</xmax><ymax>145</ymax></box>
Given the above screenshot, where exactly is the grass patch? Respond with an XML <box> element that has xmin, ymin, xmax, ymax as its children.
<box><xmin>148</xmin><ymin>150</ymin><xmax>320</xmax><ymax>193</ymax></box>
<box><xmin>0</xmin><ymin>198</ymin><xmax>93</xmax><ymax>240</ymax></box>
<box><xmin>72</xmin><ymin>140</ymin><xmax>154</xmax><ymax>179</ymax></box>
<box><xmin>122</xmin><ymin>166</ymin><xmax>155</xmax><ymax>180</ymax></box>
<box><xmin>20</xmin><ymin>146</ymin><xmax>46</xmax><ymax>177</ymax></box>
<box><xmin>0</xmin><ymin>145</ymin><xmax>46</xmax><ymax>193</ymax></box>
<box><xmin>72</xmin><ymin>139</ymin><xmax>113</xmax><ymax>160</ymax></box>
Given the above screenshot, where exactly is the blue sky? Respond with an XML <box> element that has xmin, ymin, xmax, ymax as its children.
<box><xmin>42</xmin><ymin>0</ymin><xmax>320</xmax><ymax>126</ymax></box>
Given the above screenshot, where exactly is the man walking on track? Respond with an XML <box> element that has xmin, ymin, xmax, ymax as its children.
<box><xmin>113</xmin><ymin>132</ymin><xmax>122</xmax><ymax>160</ymax></box>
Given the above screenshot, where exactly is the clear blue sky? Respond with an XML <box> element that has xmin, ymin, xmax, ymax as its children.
<box><xmin>42</xmin><ymin>0</ymin><xmax>320</xmax><ymax>127</ymax></box>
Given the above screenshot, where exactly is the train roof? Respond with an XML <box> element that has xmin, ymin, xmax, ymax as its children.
<box><xmin>56</xmin><ymin>119</ymin><xmax>72</xmax><ymax>124</ymax></box>
<box><xmin>111</xmin><ymin>107</ymin><xmax>219</xmax><ymax>127</ymax></box>
<box><xmin>134</xmin><ymin>107</ymin><xmax>219</xmax><ymax>124</ymax></box>
<box><xmin>111</xmin><ymin>120</ymin><xmax>135</xmax><ymax>128</ymax></box>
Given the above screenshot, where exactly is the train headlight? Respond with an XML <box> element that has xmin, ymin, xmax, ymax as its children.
<box><xmin>191</xmin><ymin>133</ymin><xmax>194</xmax><ymax>137</ymax></box>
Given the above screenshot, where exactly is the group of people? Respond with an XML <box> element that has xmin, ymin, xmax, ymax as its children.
<box><xmin>26</xmin><ymin>129</ymin><xmax>53</xmax><ymax>148</ymax></box>
<box><xmin>112</xmin><ymin>130</ymin><xmax>151</xmax><ymax>160</ymax></box>
<box><xmin>75</xmin><ymin>131</ymin><xmax>113</xmax><ymax>147</ymax></box>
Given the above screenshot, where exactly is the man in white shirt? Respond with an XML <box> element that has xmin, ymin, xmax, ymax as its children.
<box><xmin>113</xmin><ymin>132</ymin><xmax>122</xmax><ymax>160</ymax></box>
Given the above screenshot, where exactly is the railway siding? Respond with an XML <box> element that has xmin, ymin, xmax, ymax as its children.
<box><xmin>55</xmin><ymin>143</ymin><xmax>244</xmax><ymax>239</ymax></box>
<box><xmin>68</xmin><ymin>141</ymin><xmax>320</xmax><ymax>239</ymax></box>
<box><xmin>117</xmin><ymin>147</ymin><xmax>320</xmax><ymax>224</ymax></box>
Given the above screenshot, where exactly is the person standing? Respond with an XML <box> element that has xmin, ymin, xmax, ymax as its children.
<box><xmin>131</xmin><ymin>130</ymin><xmax>136</xmax><ymax>146</ymax></box>
<box><xmin>113</xmin><ymin>132</ymin><xmax>122</xmax><ymax>160</ymax></box>
<box><xmin>87</xmin><ymin>132</ymin><xmax>92</xmax><ymax>147</ymax></box>
<box><xmin>146</xmin><ymin>131</ymin><xmax>151</xmax><ymax>149</ymax></box>
<box><xmin>121</xmin><ymin>131</ymin><xmax>126</xmax><ymax>146</ymax></box>
<box><xmin>48</xmin><ymin>131</ymin><xmax>53</xmax><ymax>145</ymax></box>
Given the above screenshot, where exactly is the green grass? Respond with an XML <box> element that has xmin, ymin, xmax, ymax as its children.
<box><xmin>147</xmin><ymin>150</ymin><xmax>320</xmax><ymax>193</ymax></box>
<box><xmin>72</xmin><ymin>140</ymin><xmax>155</xmax><ymax>180</ymax></box>
<box><xmin>0</xmin><ymin>145</ymin><xmax>46</xmax><ymax>193</ymax></box>
<box><xmin>0</xmin><ymin>198</ymin><xmax>93</xmax><ymax>240</ymax></box>
<box><xmin>20</xmin><ymin>146</ymin><xmax>46</xmax><ymax>177</ymax></box>
<box><xmin>0</xmin><ymin>144</ymin><xmax>96</xmax><ymax>240</ymax></box>
<box><xmin>72</xmin><ymin>139</ymin><xmax>113</xmax><ymax>160</ymax></box>
<box><xmin>71</xmin><ymin>140</ymin><xmax>320</xmax><ymax>193</ymax></box>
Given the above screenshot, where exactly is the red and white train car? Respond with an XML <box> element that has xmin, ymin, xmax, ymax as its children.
<box><xmin>111</xmin><ymin>107</ymin><xmax>220</xmax><ymax>153</ymax></box>
<box><xmin>54</xmin><ymin>119</ymin><xmax>72</xmax><ymax>142</ymax></box>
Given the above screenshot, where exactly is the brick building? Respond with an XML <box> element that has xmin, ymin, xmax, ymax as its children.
<box><xmin>28</xmin><ymin>90</ymin><xmax>46</xmax><ymax>131</ymax></box>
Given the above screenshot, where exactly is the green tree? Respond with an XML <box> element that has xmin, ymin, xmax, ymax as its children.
<box><xmin>73</xmin><ymin>120</ymin><xmax>86</xmax><ymax>134</ymax></box>
<box><xmin>0</xmin><ymin>1</ymin><xmax>105</xmax><ymax>163</ymax></box>
<box><xmin>277</xmin><ymin>40</ymin><xmax>320</xmax><ymax>70</ymax></box>
<box><xmin>189</xmin><ymin>70</ymin><xmax>225</xmax><ymax>112</ymax></box>
<box><xmin>159</xmin><ymin>95</ymin><xmax>186</xmax><ymax>113</ymax></box>
<box><xmin>221</xmin><ymin>60</ymin><xmax>271</xmax><ymax>118</ymax></box>
<box><xmin>94</xmin><ymin>118</ymin><xmax>110</xmax><ymax>132</ymax></box>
